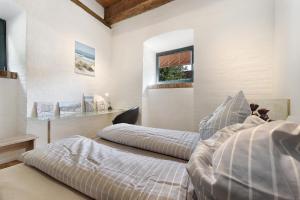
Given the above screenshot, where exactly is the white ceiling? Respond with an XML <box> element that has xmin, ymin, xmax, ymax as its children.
<box><xmin>144</xmin><ymin>29</ymin><xmax>194</xmax><ymax>53</ymax></box>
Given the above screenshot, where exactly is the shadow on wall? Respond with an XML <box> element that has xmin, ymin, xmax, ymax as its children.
<box><xmin>141</xmin><ymin>29</ymin><xmax>195</xmax><ymax>131</ymax></box>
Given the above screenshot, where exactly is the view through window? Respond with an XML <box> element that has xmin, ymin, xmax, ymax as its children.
<box><xmin>157</xmin><ymin>46</ymin><xmax>194</xmax><ymax>83</ymax></box>
<box><xmin>0</xmin><ymin>18</ymin><xmax>7</xmax><ymax>71</ymax></box>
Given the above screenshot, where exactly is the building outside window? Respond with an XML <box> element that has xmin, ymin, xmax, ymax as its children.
<box><xmin>156</xmin><ymin>46</ymin><xmax>194</xmax><ymax>83</ymax></box>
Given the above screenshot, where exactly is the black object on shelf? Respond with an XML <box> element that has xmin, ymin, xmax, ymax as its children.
<box><xmin>112</xmin><ymin>107</ymin><xmax>139</xmax><ymax>125</ymax></box>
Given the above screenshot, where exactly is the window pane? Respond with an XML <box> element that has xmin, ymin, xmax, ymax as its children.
<box><xmin>159</xmin><ymin>50</ymin><xmax>192</xmax><ymax>68</ymax></box>
<box><xmin>0</xmin><ymin>18</ymin><xmax>7</xmax><ymax>71</ymax></box>
<box><xmin>157</xmin><ymin>46</ymin><xmax>193</xmax><ymax>83</ymax></box>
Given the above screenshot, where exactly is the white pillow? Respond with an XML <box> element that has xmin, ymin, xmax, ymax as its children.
<box><xmin>188</xmin><ymin>116</ymin><xmax>266</xmax><ymax>200</ymax></box>
<box><xmin>199</xmin><ymin>91</ymin><xmax>251</xmax><ymax>140</ymax></box>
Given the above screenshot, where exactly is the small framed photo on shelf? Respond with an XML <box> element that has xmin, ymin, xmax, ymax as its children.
<box><xmin>83</xmin><ymin>95</ymin><xmax>96</xmax><ymax>112</ymax></box>
<box><xmin>35</xmin><ymin>102</ymin><xmax>55</xmax><ymax>118</ymax></box>
<box><xmin>59</xmin><ymin>101</ymin><xmax>81</xmax><ymax>116</ymax></box>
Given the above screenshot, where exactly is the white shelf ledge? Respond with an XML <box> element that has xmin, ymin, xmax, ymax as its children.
<box><xmin>28</xmin><ymin>109</ymin><xmax>125</xmax><ymax>121</ymax></box>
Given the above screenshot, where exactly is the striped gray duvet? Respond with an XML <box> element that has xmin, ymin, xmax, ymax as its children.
<box><xmin>97</xmin><ymin>123</ymin><xmax>200</xmax><ymax>160</ymax></box>
<box><xmin>188</xmin><ymin>116</ymin><xmax>300</xmax><ymax>200</ymax></box>
<box><xmin>22</xmin><ymin>136</ymin><xmax>192</xmax><ymax>200</ymax></box>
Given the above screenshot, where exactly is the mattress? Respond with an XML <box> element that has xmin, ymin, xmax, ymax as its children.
<box><xmin>0</xmin><ymin>137</ymin><xmax>186</xmax><ymax>200</ymax></box>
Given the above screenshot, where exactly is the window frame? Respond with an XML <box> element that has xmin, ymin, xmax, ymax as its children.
<box><xmin>0</xmin><ymin>18</ymin><xmax>7</xmax><ymax>71</ymax></box>
<box><xmin>156</xmin><ymin>46</ymin><xmax>194</xmax><ymax>84</ymax></box>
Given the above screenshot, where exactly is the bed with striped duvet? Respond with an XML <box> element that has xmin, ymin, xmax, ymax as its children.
<box><xmin>22</xmin><ymin>136</ymin><xmax>194</xmax><ymax>200</ymax></box>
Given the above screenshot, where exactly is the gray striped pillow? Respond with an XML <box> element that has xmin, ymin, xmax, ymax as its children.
<box><xmin>199</xmin><ymin>91</ymin><xmax>251</xmax><ymax>140</ymax></box>
<box><xmin>214</xmin><ymin>121</ymin><xmax>300</xmax><ymax>200</ymax></box>
<box><xmin>98</xmin><ymin>123</ymin><xmax>200</xmax><ymax>160</ymax></box>
<box><xmin>188</xmin><ymin>116</ymin><xmax>266</xmax><ymax>200</ymax></box>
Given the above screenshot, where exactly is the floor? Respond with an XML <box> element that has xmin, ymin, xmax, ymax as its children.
<box><xmin>0</xmin><ymin>160</ymin><xmax>22</xmax><ymax>169</ymax></box>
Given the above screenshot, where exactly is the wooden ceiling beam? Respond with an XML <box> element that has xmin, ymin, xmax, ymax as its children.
<box><xmin>104</xmin><ymin>0</ymin><xmax>174</xmax><ymax>25</ymax></box>
<box><xmin>71</xmin><ymin>0</ymin><xmax>111</xmax><ymax>28</ymax></box>
<box><xmin>96</xmin><ymin>0</ymin><xmax>120</xmax><ymax>8</ymax></box>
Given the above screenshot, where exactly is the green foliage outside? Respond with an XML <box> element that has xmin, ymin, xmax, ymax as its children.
<box><xmin>159</xmin><ymin>66</ymin><xmax>192</xmax><ymax>82</ymax></box>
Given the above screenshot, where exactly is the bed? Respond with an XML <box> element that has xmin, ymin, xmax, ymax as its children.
<box><xmin>0</xmin><ymin>95</ymin><xmax>295</xmax><ymax>200</ymax></box>
<box><xmin>0</xmin><ymin>136</ymin><xmax>194</xmax><ymax>200</ymax></box>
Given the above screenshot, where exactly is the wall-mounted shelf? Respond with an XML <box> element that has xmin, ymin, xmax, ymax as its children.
<box><xmin>0</xmin><ymin>71</ymin><xmax>18</xmax><ymax>79</ymax></box>
<box><xmin>27</xmin><ymin>109</ymin><xmax>125</xmax><ymax>146</ymax></box>
<box><xmin>28</xmin><ymin>109</ymin><xmax>125</xmax><ymax>121</ymax></box>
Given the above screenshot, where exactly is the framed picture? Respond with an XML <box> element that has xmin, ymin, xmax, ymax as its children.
<box><xmin>84</xmin><ymin>95</ymin><xmax>95</xmax><ymax>112</ymax></box>
<box><xmin>75</xmin><ymin>41</ymin><xmax>95</xmax><ymax>76</ymax></box>
<box><xmin>59</xmin><ymin>101</ymin><xmax>81</xmax><ymax>116</ymax></box>
<box><xmin>36</xmin><ymin>102</ymin><xmax>55</xmax><ymax>118</ymax></box>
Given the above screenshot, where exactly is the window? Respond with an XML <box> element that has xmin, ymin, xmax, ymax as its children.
<box><xmin>0</xmin><ymin>18</ymin><xmax>7</xmax><ymax>71</ymax></box>
<box><xmin>156</xmin><ymin>46</ymin><xmax>194</xmax><ymax>83</ymax></box>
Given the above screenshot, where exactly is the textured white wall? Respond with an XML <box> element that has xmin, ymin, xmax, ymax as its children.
<box><xmin>0</xmin><ymin>0</ymin><xmax>279</xmax><ymax>138</ymax></box>
<box><xmin>0</xmin><ymin>0</ymin><xmax>110</xmax><ymax>163</ymax></box>
<box><xmin>111</xmin><ymin>0</ymin><xmax>275</xmax><ymax>130</ymax></box>
<box><xmin>193</xmin><ymin>0</ymin><xmax>275</xmax><ymax>128</ymax></box>
<box><xmin>143</xmin><ymin>88</ymin><xmax>194</xmax><ymax>131</ymax></box>
<box><xmin>274</xmin><ymin>0</ymin><xmax>300</xmax><ymax>119</ymax></box>
<box><xmin>0</xmin><ymin>0</ymin><xmax>27</xmax><ymax>163</ymax></box>
<box><xmin>142</xmin><ymin>30</ymin><xmax>194</xmax><ymax>131</ymax></box>
<box><xmin>7</xmin><ymin>11</ymin><xmax>27</xmax><ymax>135</ymax></box>
<box><xmin>15</xmin><ymin>0</ymin><xmax>112</xmax><ymax>115</ymax></box>
<box><xmin>0</xmin><ymin>79</ymin><xmax>24</xmax><ymax>164</ymax></box>
<box><xmin>0</xmin><ymin>79</ymin><xmax>18</xmax><ymax>139</ymax></box>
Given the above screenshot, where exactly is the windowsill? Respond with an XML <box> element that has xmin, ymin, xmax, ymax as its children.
<box><xmin>0</xmin><ymin>71</ymin><xmax>18</xmax><ymax>79</ymax></box>
<box><xmin>148</xmin><ymin>82</ymin><xmax>193</xmax><ymax>89</ymax></box>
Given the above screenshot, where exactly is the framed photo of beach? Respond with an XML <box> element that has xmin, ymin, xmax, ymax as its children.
<box><xmin>75</xmin><ymin>41</ymin><xmax>95</xmax><ymax>76</ymax></box>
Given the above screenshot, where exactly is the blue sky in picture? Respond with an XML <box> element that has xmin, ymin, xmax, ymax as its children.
<box><xmin>75</xmin><ymin>41</ymin><xmax>95</xmax><ymax>60</ymax></box>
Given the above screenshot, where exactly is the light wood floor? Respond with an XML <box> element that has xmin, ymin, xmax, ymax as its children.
<box><xmin>0</xmin><ymin>160</ymin><xmax>22</xmax><ymax>170</ymax></box>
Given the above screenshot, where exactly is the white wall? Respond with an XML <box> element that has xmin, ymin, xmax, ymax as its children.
<box><xmin>0</xmin><ymin>0</ymin><xmax>109</xmax><ymax>163</ymax></box>
<box><xmin>0</xmin><ymin>79</ymin><xmax>18</xmax><ymax>139</ymax></box>
<box><xmin>0</xmin><ymin>79</ymin><xmax>23</xmax><ymax>163</ymax></box>
<box><xmin>7</xmin><ymin>11</ymin><xmax>27</xmax><ymax>135</ymax></box>
<box><xmin>14</xmin><ymin>0</ymin><xmax>112</xmax><ymax>115</ymax></box>
<box><xmin>110</xmin><ymin>0</ymin><xmax>275</xmax><ymax>131</ymax></box>
<box><xmin>0</xmin><ymin>0</ymin><xmax>27</xmax><ymax>137</ymax></box>
<box><xmin>0</xmin><ymin>0</ymin><xmax>289</xmax><ymax>141</ymax></box>
<box><xmin>0</xmin><ymin>0</ymin><xmax>27</xmax><ymax>163</ymax></box>
<box><xmin>143</xmin><ymin>88</ymin><xmax>194</xmax><ymax>131</ymax></box>
<box><xmin>274</xmin><ymin>0</ymin><xmax>300</xmax><ymax>119</ymax></box>
<box><xmin>142</xmin><ymin>30</ymin><xmax>194</xmax><ymax>131</ymax></box>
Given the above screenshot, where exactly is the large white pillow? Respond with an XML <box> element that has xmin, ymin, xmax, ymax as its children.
<box><xmin>188</xmin><ymin>117</ymin><xmax>300</xmax><ymax>200</ymax></box>
<box><xmin>199</xmin><ymin>91</ymin><xmax>251</xmax><ymax>140</ymax></box>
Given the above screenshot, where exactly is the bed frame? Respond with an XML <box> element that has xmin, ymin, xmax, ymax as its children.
<box><xmin>249</xmin><ymin>99</ymin><xmax>290</xmax><ymax>120</ymax></box>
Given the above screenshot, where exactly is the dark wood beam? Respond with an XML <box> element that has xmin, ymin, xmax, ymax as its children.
<box><xmin>71</xmin><ymin>0</ymin><xmax>111</xmax><ymax>28</ymax></box>
<box><xmin>105</xmin><ymin>0</ymin><xmax>174</xmax><ymax>25</ymax></box>
<box><xmin>96</xmin><ymin>0</ymin><xmax>120</xmax><ymax>8</ymax></box>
